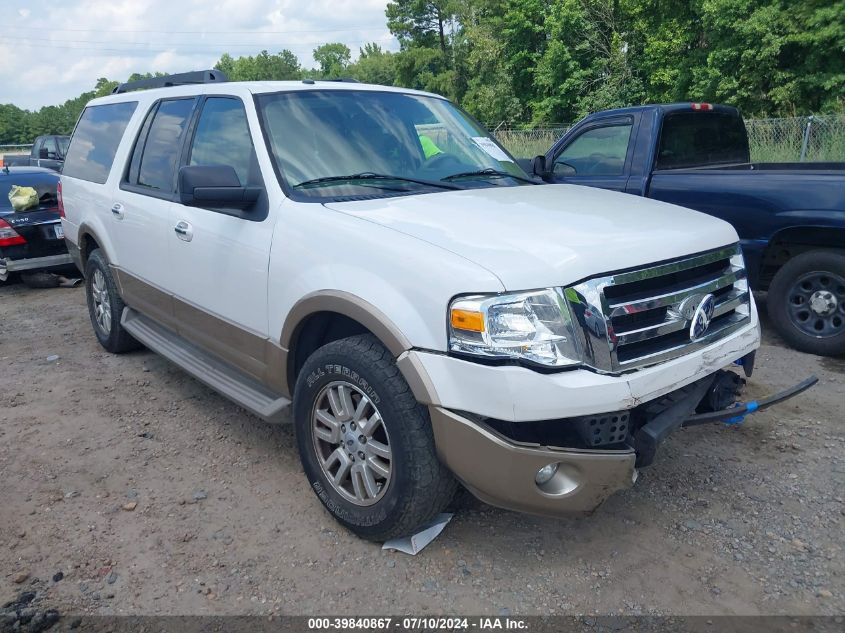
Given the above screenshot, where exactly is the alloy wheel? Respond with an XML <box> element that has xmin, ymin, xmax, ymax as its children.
<box><xmin>91</xmin><ymin>269</ymin><xmax>112</xmax><ymax>334</ymax></box>
<box><xmin>311</xmin><ymin>381</ymin><xmax>393</xmax><ymax>506</ymax></box>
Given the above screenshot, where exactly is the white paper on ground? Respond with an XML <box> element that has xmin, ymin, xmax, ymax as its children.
<box><xmin>471</xmin><ymin>137</ymin><xmax>513</xmax><ymax>162</ymax></box>
<box><xmin>382</xmin><ymin>513</ymin><xmax>453</xmax><ymax>555</ymax></box>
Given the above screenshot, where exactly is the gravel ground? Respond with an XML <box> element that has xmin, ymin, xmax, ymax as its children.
<box><xmin>0</xmin><ymin>281</ymin><xmax>842</xmax><ymax>617</ymax></box>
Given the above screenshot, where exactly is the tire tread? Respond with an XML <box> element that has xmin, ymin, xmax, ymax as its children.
<box><xmin>85</xmin><ymin>249</ymin><xmax>140</xmax><ymax>354</ymax></box>
<box><xmin>294</xmin><ymin>334</ymin><xmax>457</xmax><ymax>541</ymax></box>
<box><xmin>767</xmin><ymin>249</ymin><xmax>845</xmax><ymax>356</ymax></box>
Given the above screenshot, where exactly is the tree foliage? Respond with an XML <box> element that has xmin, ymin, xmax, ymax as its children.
<box><xmin>311</xmin><ymin>43</ymin><xmax>352</xmax><ymax>77</ymax></box>
<box><xmin>215</xmin><ymin>50</ymin><xmax>301</xmax><ymax>81</ymax></box>
<box><xmin>2</xmin><ymin>0</ymin><xmax>843</xmax><ymax>144</ymax></box>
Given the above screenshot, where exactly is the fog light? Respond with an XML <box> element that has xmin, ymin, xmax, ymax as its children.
<box><xmin>535</xmin><ymin>463</ymin><xmax>559</xmax><ymax>485</ymax></box>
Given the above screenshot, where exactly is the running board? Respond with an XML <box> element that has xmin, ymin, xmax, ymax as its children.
<box><xmin>121</xmin><ymin>308</ymin><xmax>291</xmax><ymax>423</ymax></box>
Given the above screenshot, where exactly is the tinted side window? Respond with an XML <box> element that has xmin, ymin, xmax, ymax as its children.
<box><xmin>41</xmin><ymin>137</ymin><xmax>58</xmax><ymax>156</ymax></box>
<box><xmin>656</xmin><ymin>112</ymin><xmax>749</xmax><ymax>170</ymax></box>
<box><xmin>555</xmin><ymin>123</ymin><xmax>632</xmax><ymax>176</ymax></box>
<box><xmin>63</xmin><ymin>102</ymin><xmax>137</xmax><ymax>184</ymax></box>
<box><xmin>189</xmin><ymin>98</ymin><xmax>256</xmax><ymax>185</ymax></box>
<box><xmin>136</xmin><ymin>98</ymin><xmax>195</xmax><ymax>192</ymax></box>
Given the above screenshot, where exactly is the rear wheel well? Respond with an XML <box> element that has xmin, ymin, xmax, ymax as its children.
<box><xmin>287</xmin><ymin>312</ymin><xmax>373</xmax><ymax>394</ymax></box>
<box><xmin>760</xmin><ymin>227</ymin><xmax>845</xmax><ymax>289</ymax></box>
<box><xmin>79</xmin><ymin>232</ymin><xmax>101</xmax><ymax>269</ymax></box>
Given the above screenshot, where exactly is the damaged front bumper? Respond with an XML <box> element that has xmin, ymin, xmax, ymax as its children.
<box><xmin>429</xmin><ymin>406</ymin><xmax>638</xmax><ymax>517</ymax></box>
<box><xmin>428</xmin><ymin>371</ymin><xmax>817</xmax><ymax>518</ymax></box>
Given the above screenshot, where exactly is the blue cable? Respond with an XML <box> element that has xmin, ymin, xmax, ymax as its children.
<box><xmin>724</xmin><ymin>400</ymin><xmax>759</xmax><ymax>425</ymax></box>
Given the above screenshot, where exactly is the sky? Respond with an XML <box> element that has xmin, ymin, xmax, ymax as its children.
<box><xmin>0</xmin><ymin>0</ymin><xmax>397</xmax><ymax>110</ymax></box>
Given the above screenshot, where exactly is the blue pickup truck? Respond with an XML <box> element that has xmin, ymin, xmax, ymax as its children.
<box><xmin>531</xmin><ymin>103</ymin><xmax>845</xmax><ymax>356</ymax></box>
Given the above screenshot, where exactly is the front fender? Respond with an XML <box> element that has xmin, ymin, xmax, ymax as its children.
<box><xmin>268</xmin><ymin>202</ymin><xmax>504</xmax><ymax>354</ymax></box>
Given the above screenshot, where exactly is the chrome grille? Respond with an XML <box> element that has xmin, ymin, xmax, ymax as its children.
<box><xmin>566</xmin><ymin>245</ymin><xmax>751</xmax><ymax>373</ymax></box>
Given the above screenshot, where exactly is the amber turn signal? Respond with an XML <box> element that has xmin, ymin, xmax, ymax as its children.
<box><xmin>450</xmin><ymin>309</ymin><xmax>485</xmax><ymax>332</ymax></box>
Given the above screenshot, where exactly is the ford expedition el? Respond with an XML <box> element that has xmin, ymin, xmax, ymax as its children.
<box><xmin>60</xmin><ymin>72</ymin><xmax>813</xmax><ymax>540</ymax></box>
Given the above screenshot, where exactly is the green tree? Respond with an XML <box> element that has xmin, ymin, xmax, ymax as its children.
<box><xmin>348</xmin><ymin>44</ymin><xmax>397</xmax><ymax>85</ymax></box>
<box><xmin>215</xmin><ymin>50</ymin><xmax>301</xmax><ymax>81</ymax></box>
<box><xmin>459</xmin><ymin>0</ymin><xmax>524</xmax><ymax>124</ymax></box>
<box><xmin>386</xmin><ymin>0</ymin><xmax>457</xmax><ymax>52</ymax></box>
<box><xmin>313</xmin><ymin>43</ymin><xmax>352</xmax><ymax>77</ymax></box>
<box><xmin>3</xmin><ymin>0</ymin><xmax>844</xmax><ymax>146</ymax></box>
<box><xmin>689</xmin><ymin>0</ymin><xmax>845</xmax><ymax>115</ymax></box>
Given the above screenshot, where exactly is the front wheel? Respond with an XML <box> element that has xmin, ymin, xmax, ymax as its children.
<box><xmin>767</xmin><ymin>249</ymin><xmax>845</xmax><ymax>356</ymax></box>
<box><xmin>293</xmin><ymin>334</ymin><xmax>457</xmax><ymax>541</ymax></box>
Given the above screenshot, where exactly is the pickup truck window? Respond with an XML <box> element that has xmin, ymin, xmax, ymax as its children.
<box><xmin>189</xmin><ymin>97</ymin><xmax>255</xmax><ymax>186</ymax></box>
<box><xmin>256</xmin><ymin>90</ymin><xmax>528</xmax><ymax>200</ymax></box>
<box><xmin>135</xmin><ymin>98</ymin><xmax>195</xmax><ymax>192</ymax></box>
<box><xmin>40</xmin><ymin>136</ymin><xmax>58</xmax><ymax>158</ymax></box>
<box><xmin>554</xmin><ymin>123</ymin><xmax>632</xmax><ymax>176</ymax></box>
<box><xmin>656</xmin><ymin>112</ymin><xmax>748</xmax><ymax>170</ymax></box>
<box><xmin>63</xmin><ymin>101</ymin><xmax>138</xmax><ymax>184</ymax></box>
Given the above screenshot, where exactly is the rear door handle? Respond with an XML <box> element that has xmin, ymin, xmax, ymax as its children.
<box><xmin>111</xmin><ymin>203</ymin><xmax>124</xmax><ymax>219</ymax></box>
<box><xmin>174</xmin><ymin>220</ymin><xmax>193</xmax><ymax>242</ymax></box>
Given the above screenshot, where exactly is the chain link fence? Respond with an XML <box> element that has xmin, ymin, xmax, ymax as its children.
<box><xmin>492</xmin><ymin>126</ymin><xmax>571</xmax><ymax>160</ymax></box>
<box><xmin>493</xmin><ymin>115</ymin><xmax>845</xmax><ymax>162</ymax></box>
<box><xmin>0</xmin><ymin>144</ymin><xmax>33</xmax><ymax>155</ymax></box>
<box><xmin>745</xmin><ymin>115</ymin><xmax>845</xmax><ymax>162</ymax></box>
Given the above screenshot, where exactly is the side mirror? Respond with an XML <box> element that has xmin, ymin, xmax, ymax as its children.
<box><xmin>38</xmin><ymin>147</ymin><xmax>49</xmax><ymax>159</ymax></box>
<box><xmin>531</xmin><ymin>155</ymin><xmax>549</xmax><ymax>179</ymax></box>
<box><xmin>178</xmin><ymin>165</ymin><xmax>261</xmax><ymax>209</ymax></box>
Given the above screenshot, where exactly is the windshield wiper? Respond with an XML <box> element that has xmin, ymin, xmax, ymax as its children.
<box><xmin>293</xmin><ymin>172</ymin><xmax>463</xmax><ymax>190</ymax></box>
<box><xmin>441</xmin><ymin>168</ymin><xmax>538</xmax><ymax>184</ymax></box>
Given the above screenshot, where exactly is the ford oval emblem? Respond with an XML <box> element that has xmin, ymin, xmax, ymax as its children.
<box><xmin>689</xmin><ymin>294</ymin><xmax>716</xmax><ymax>341</ymax></box>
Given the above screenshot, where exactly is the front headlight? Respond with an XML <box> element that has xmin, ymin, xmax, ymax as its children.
<box><xmin>448</xmin><ymin>289</ymin><xmax>582</xmax><ymax>368</ymax></box>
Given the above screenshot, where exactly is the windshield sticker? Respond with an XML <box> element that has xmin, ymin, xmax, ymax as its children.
<box><xmin>471</xmin><ymin>137</ymin><xmax>513</xmax><ymax>163</ymax></box>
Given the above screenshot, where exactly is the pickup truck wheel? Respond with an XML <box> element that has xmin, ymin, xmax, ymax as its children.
<box><xmin>84</xmin><ymin>249</ymin><xmax>140</xmax><ymax>353</ymax></box>
<box><xmin>768</xmin><ymin>250</ymin><xmax>845</xmax><ymax>356</ymax></box>
<box><xmin>293</xmin><ymin>334</ymin><xmax>457</xmax><ymax>541</ymax></box>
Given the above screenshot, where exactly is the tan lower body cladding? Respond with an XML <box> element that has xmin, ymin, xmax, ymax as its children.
<box><xmin>112</xmin><ymin>267</ymin><xmax>288</xmax><ymax>394</ymax></box>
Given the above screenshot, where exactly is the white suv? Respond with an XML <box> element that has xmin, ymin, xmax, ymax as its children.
<box><xmin>60</xmin><ymin>71</ymin><xmax>774</xmax><ymax>540</ymax></box>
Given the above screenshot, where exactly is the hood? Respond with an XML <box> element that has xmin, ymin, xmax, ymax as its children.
<box><xmin>324</xmin><ymin>184</ymin><xmax>739</xmax><ymax>290</ymax></box>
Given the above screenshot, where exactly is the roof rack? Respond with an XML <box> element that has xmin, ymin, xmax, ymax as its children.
<box><xmin>112</xmin><ymin>70</ymin><xmax>228</xmax><ymax>94</ymax></box>
<box><xmin>301</xmin><ymin>78</ymin><xmax>360</xmax><ymax>84</ymax></box>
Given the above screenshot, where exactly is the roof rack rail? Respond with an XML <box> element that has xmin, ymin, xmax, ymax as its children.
<box><xmin>324</xmin><ymin>78</ymin><xmax>360</xmax><ymax>83</ymax></box>
<box><xmin>112</xmin><ymin>70</ymin><xmax>228</xmax><ymax>94</ymax></box>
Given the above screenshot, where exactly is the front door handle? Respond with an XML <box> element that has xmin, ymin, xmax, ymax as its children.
<box><xmin>111</xmin><ymin>203</ymin><xmax>124</xmax><ymax>219</ymax></box>
<box><xmin>174</xmin><ymin>220</ymin><xmax>193</xmax><ymax>242</ymax></box>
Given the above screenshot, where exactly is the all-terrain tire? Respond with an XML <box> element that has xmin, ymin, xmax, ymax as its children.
<box><xmin>767</xmin><ymin>249</ymin><xmax>845</xmax><ymax>356</ymax></box>
<box><xmin>293</xmin><ymin>334</ymin><xmax>457</xmax><ymax>541</ymax></box>
<box><xmin>84</xmin><ymin>249</ymin><xmax>140</xmax><ymax>353</ymax></box>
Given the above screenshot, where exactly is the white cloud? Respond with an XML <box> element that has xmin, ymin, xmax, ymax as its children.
<box><xmin>0</xmin><ymin>0</ymin><xmax>396</xmax><ymax>110</ymax></box>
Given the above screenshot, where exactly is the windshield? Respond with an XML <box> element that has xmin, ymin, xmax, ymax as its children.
<box><xmin>255</xmin><ymin>90</ymin><xmax>529</xmax><ymax>200</ymax></box>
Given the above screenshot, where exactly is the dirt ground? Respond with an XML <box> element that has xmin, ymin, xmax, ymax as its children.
<box><xmin>1</xmin><ymin>280</ymin><xmax>842</xmax><ymax>617</ymax></box>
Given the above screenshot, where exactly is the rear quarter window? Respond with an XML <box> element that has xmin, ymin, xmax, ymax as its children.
<box><xmin>63</xmin><ymin>101</ymin><xmax>138</xmax><ymax>184</ymax></box>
